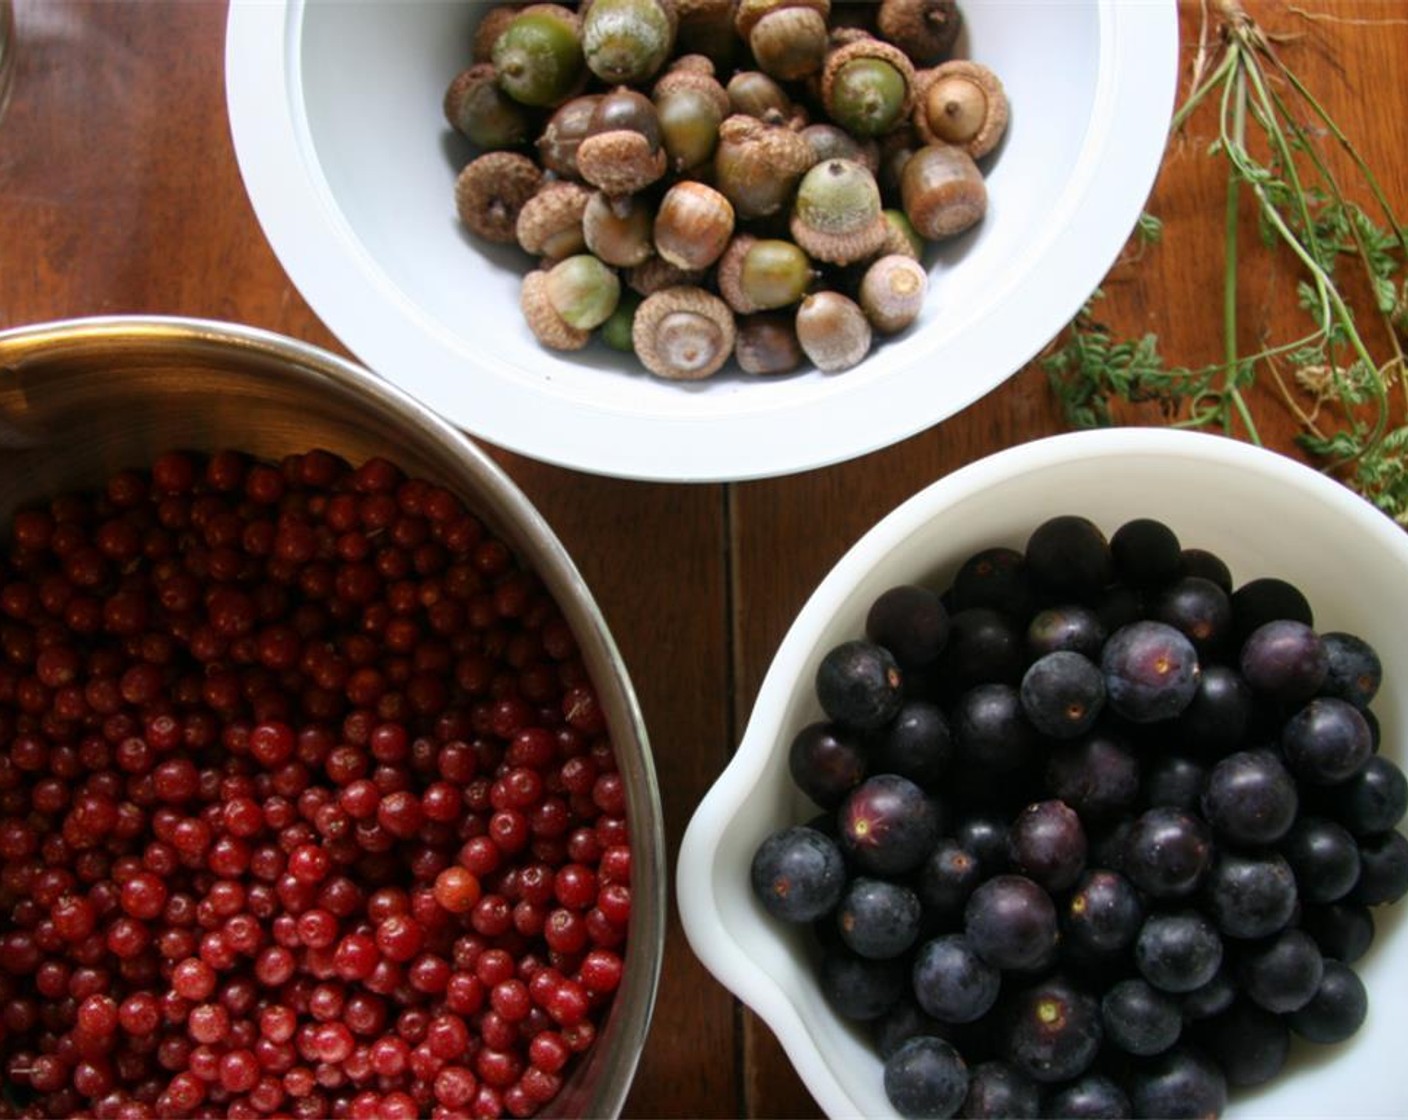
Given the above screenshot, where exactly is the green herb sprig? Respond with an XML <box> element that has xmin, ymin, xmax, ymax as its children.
<box><xmin>1044</xmin><ymin>0</ymin><xmax>1408</xmax><ymax>520</ymax></box>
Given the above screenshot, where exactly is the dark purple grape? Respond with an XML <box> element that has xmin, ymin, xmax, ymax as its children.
<box><xmin>838</xmin><ymin>774</ymin><xmax>942</xmax><ymax>877</ymax></box>
<box><xmin>1239</xmin><ymin>619</ymin><xmax>1327</xmax><ymax>704</ymax></box>
<box><xmin>1167</xmin><ymin>663</ymin><xmax>1253</xmax><ymax>760</ymax></box>
<box><xmin>1280</xmin><ymin>696</ymin><xmax>1372</xmax><ymax>785</ymax></box>
<box><xmin>819</xmin><ymin>943</ymin><xmax>908</xmax><ymax>1021</ymax></box>
<box><xmin>954</xmin><ymin>813</ymin><xmax>1011</xmax><ymax>879</ymax></box>
<box><xmin>837</xmin><ymin>877</ymin><xmax>923</xmax><ymax>960</ymax></box>
<box><xmin>1134</xmin><ymin>910</ymin><xmax>1223</xmax><ymax>994</ymax></box>
<box><xmin>937</xmin><ymin>608</ymin><xmax>1025</xmax><ymax>691</ymax></box>
<box><xmin>912</xmin><ymin>934</ymin><xmax>1001</xmax><ymax>1025</ymax></box>
<box><xmin>1093</xmin><ymin>584</ymin><xmax>1144</xmax><ymax>635</ymax></box>
<box><xmin>1189</xmin><ymin>999</ymin><xmax>1289</xmax><ymax>1088</ymax></box>
<box><xmin>1230</xmin><ymin>575</ymin><xmax>1314</xmax><ymax>644</ymax></box>
<box><xmin>950</xmin><ymin>546</ymin><xmax>1036</xmax><ymax>620</ymax></box>
<box><xmin>1179</xmin><ymin>547</ymin><xmax>1233</xmax><ymax>592</ymax></box>
<box><xmin>1044</xmin><ymin>1074</ymin><xmax>1131</xmax><ymax>1120</ymax></box>
<box><xmin>816</xmin><ymin>638</ymin><xmax>905</xmax><ymax>731</ymax></box>
<box><xmin>867</xmin><ymin>584</ymin><xmax>951</xmax><ymax>669</ymax></box>
<box><xmin>1200</xmin><ymin>748</ymin><xmax>1298</xmax><ymax>845</ymax></box>
<box><xmin>750</xmin><ymin>825</ymin><xmax>847</xmax><ymax>923</ymax></box>
<box><xmin>1111</xmin><ymin>517</ymin><xmax>1182</xmax><ymax>589</ymax></box>
<box><xmin>1319</xmin><ymin>630</ymin><xmax>1382</xmax><ymax>709</ymax></box>
<box><xmin>1101</xmin><ymin>977</ymin><xmax>1181</xmax><ymax>1057</ymax></box>
<box><xmin>1006</xmin><ymin>799</ymin><xmax>1088</xmax><ymax>893</ymax></box>
<box><xmin>1000</xmin><ymin>976</ymin><xmax>1103</xmax><ymax>1084</ymax></box>
<box><xmin>1178</xmin><ymin>968</ymin><xmax>1237</xmax><ymax>1022</ymax></box>
<box><xmin>1203</xmin><ymin>849</ymin><xmax>1298</xmax><ymax>940</ymax></box>
<box><xmin>884</xmin><ymin>1035</ymin><xmax>970</xmax><ymax>1120</ymax></box>
<box><xmin>1322</xmin><ymin>754</ymin><xmax>1407</xmax><ymax>835</ymax></box>
<box><xmin>1101</xmin><ymin>621</ymin><xmax>1200</xmax><ymax>723</ymax></box>
<box><xmin>1350</xmin><ymin>828</ymin><xmax>1408</xmax><ymax>906</ymax></box>
<box><xmin>1024</xmin><ymin>515</ymin><xmax>1113</xmax><ymax>603</ymax></box>
<box><xmin>1280</xmin><ymin>816</ymin><xmax>1361</xmax><ymax>903</ymax></box>
<box><xmin>1237</xmin><ymin>927</ymin><xmax>1324</xmax><ymax>1014</ymax></box>
<box><xmin>1151</xmin><ymin>576</ymin><xmax>1231</xmax><ymax>655</ymax></box>
<box><xmin>1285</xmin><ymin>959</ymin><xmax>1368</xmax><ymax>1044</ymax></box>
<box><xmin>873</xmin><ymin>995</ymin><xmax>949</xmax><ymax>1061</ymax></box>
<box><xmin>1063</xmin><ymin>868</ymin><xmax>1143</xmax><ymax>957</ymax></box>
<box><xmin>1298</xmin><ymin>901</ymin><xmax>1375</xmax><ymax>964</ymax></box>
<box><xmin>1122</xmin><ymin>807</ymin><xmax>1212</xmax><ymax>899</ymax></box>
<box><xmin>1126</xmin><ymin>1045</ymin><xmax>1226</xmax><ymax>1120</ymax></box>
<box><xmin>787</xmin><ymin>720</ymin><xmax>867</xmax><ymax>810</ymax></box>
<box><xmin>1019</xmin><ymin>651</ymin><xmax>1106</xmax><ymax>740</ymax></box>
<box><xmin>964</xmin><ymin>874</ymin><xmax>1059</xmax><ymax>972</ymax></box>
<box><xmin>960</xmin><ymin>1060</ymin><xmax>1042</xmax><ymax>1119</ymax></box>
<box><xmin>1025</xmin><ymin>604</ymin><xmax>1107</xmax><ymax>661</ymax></box>
<box><xmin>953</xmin><ymin>683</ymin><xmax>1039</xmax><ymax>775</ymax></box>
<box><xmin>872</xmin><ymin>699</ymin><xmax>954</xmax><ymax>788</ymax></box>
<box><xmin>1045</xmin><ymin>733</ymin><xmax>1141</xmax><ymax>823</ymax></box>
<box><xmin>1140</xmin><ymin>754</ymin><xmax>1207</xmax><ymax>814</ymax></box>
<box><xmin>917</xmin><ymin>839</ymin><xmax>983</xmax><ymax>923</ymax></box>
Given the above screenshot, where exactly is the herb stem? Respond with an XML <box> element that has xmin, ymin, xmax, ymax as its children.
<box><xmin>1220</xmin><ymin>53</ymin><xmax>1261</xmax><ymax>444</ymax></box>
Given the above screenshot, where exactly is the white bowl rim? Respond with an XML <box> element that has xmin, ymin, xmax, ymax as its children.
<box><xmin>223</xmin><ymin>0</ymin><xmax>1179</xmax><ymax>483</ymax></box>
<box><xmin>676</xmin><ymin>427</ymin><xmax>1408</xmax><ymax>1117</ymax></box>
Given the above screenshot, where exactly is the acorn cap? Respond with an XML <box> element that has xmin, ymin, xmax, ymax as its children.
<box><xmin>521</xmin><ymin>269</ymin><xmax>593</xmax><ymax>350</ymax></box>
<box><xmin>632</xmin><ymin>286</ymin><xmax>737</xmax><ymax>380</ymax></box>
<box><xmin>625</xmin><ymin>257</ymin><xmax>708</xmax><ymax>296</ymax></box>
<box><xmin>516</xmin><ymin>181</ymin><xmax>592</xmax><ymax>259</ymax></box>
<box><xmin>789</xmin><ymin>158</ymin><xmax>889</xmax><ymax>265</ymax></box>
<box><xmin>576</xmin><ymin>130</ymin><xmax>670</xmax><ymax>199</ymax></box>
<box><xmin>876</xmin><ymin>0</ymin><xmax>963</xmax><ymax>67</ymax></box>
<box><xmin>455</xmin><ymin>151</ymin><xmax>544</xmax><ymax>243</ymax></box>
<box><xmin>912</xmin><ymin>60</ymin><xmax>1009</xmax><ymax>159</ymax></box>
<box><xmin>715</xmin><ymin>234</ymin><xmax>761</xmax><ymax>314</ymax></box>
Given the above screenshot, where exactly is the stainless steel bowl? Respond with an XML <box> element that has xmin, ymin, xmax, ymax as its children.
<box><xmin>0</xmin><ymin>315</ymin><xmax>665</xmax><ymax>1118</ymax></box>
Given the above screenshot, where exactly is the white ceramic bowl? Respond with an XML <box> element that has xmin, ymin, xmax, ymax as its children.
<box><xmin>224</xmin><ymin>1</ymin><xmax>1177</xmax><ymax>482</ymax></box>
<box><xmin>677</xmin><ymin>428</ymin><xmax>1408</xmax><ymax>1118</ymax></box>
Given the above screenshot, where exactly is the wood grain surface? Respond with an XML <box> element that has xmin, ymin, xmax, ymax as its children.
<box><xmin>0</xmin><ymin>1</ymin><xmax>1403</xmax><ymax>1117</ymax></box>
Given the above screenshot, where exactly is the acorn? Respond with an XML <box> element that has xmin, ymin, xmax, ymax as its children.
<box><xmin>582</xmin><ymin>190</ymin><xmax>656</xmax><ymax>268</ymax></box>
<box><xmin>713</xmin><ymin>114</ymin><xmax>814</xmax><ymax>220</ymax></box>
<box><xmin>735</xmin><ymin>312</ymin><xmax>805</xmax><ymax>375</ymax></box>
<box><xmin>912</xmin><ymin>60</ymin><xmax>1009</xmax><ymax>159</ymax></box>
<box><xmin>716</xmin><ymin>235</ymin><xmax>815</xmax><ymax>315</ymax></box>
<box><xmin>632</xmin><ymin>286</ymin><xmax>737</xmax><ymax>380</ymax></box>
<box><xmin>877</xmin><ymin>0</ymin><xmax>962</xmax><ymax>66</ymax></box>
<box><xmin>516</xmin><ymin>180</ymin><xmax>592</xmax><ymax>260</ymax></box>
<box><xmin>443</xmin><ymin>63</ymin><xmax>533</xmax><ymax>150</ymax></box>
<box><xmin>735</xmin><ymin>0</ymin><xmax>831</xmax><ymax>82</ymax></box>
<box><xmin>820</xmin><ymin>36</ymin><xmax>916</xmax><ymax>139</ymax></box>
<box><xmin>600</xmin><ymin>290</ymin><xmax>643</xmax><ymax>352</ymax></box>
<box><xmin>581</xmin><ymin>0</ymin><xmax>678</xmax><ymax>85</ymax></box>
<box><xmin>858</xmin><ymin>254</ymin><xmax>928</xmax><ymax>334</ymax></box>
<box><xmin>455</xmin><ymin>151</ymin><xmax>544</xmax><ymax>243</ymax></box>
<box><xmin>798</xmin><ymin>123</ymin><xmax>880</xmax><ymax>172</ymax></box>
<box><xmin>652</xmin><ymin>55</ymin><xmax>731</xmax><ymax>174</ymax></box>
<box><xmin>491</xmin><ymin>4</ymin><xmax>587</xmax><ymax>109</ymax></box>
<box><xmin>795</xmin><ymin>290</ymin><xmax>872</xmax><ymax>372</ymax></box>
<box><xmin>521</xmin><ymin>255</ymin><xmax>622</xmax><ymax>351</ymax></box>
<box><xmin>472</xmin><ymin>5</ymin><xmax>527</xmax><ymax>64</ymax></box>
<box><xmin>575</xmin><ymin>87</ymin><xmax>669</xmax><ymax>206</ymax></box>
<box><xmin>879</xmin><ymin>208</ymin><xmax>925</xmax><ymax>260</ymax></box>
<box><xmin>725</xmin><ymin>70</ymin><xmax>795</xmax><ymax>122</ymax></box>
<box><xmin>900</xmin><ymin>143</ymin><xmax>987</xmax><ymax>240</ymax></box>
<box><xmin>789</xmin><ymin>158</ymin><xmax>889</xmax><ymax>266</ymax></box>
<box><xmin>653</xmin><ymin>181</ymin><xmax>735</xmax><ymax>271</ymax></box>
<box><xmin>536</xmin><ymin>94</ymin><xmax>603</xmax><ymax>179</ymax></box>
<box><xmin>673</xmin><ymin>0</ymin><xmax>739</xmax><ymax>70</ymax></box>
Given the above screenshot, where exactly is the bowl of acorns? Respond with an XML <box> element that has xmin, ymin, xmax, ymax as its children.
<box><xmin>224</xmin><ymin>0</ymin><xmax>1177</xmax><ymax>481</ymax></box>
<box><xmin>678</xmin><ymin>428</ymin><xmax>1408</xmax><ymax>1118</ymax></box>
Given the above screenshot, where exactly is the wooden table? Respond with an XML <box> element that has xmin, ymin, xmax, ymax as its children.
<box><xmin>1</xmin><ymin>1</ymin><xmax>1404</xmax><ymax>1115</ymax></box>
